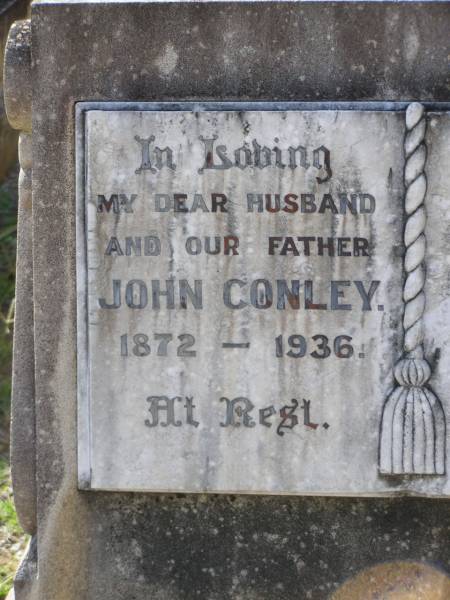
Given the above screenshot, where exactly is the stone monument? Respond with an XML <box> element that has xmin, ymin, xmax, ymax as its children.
<box><xmin>4</xmin><ymin>1</ymin><xmax>450</xmax><ymax>599</ymax></box>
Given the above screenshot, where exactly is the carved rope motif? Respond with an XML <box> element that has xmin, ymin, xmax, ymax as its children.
<box><xmin>379</xmin><ymin>103</ymin><xmax>446</xmax><ymax>475</ymax></box>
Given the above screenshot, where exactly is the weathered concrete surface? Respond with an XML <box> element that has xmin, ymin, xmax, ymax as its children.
<box><xmin>10</xmin><ymin>1</ymin><xmax>450</xmax><ymax>598</ymax></box>
<box><xmin>32</xmin><ymin>0</ymin><xmax>450</xmax><ymax>102</ymax></box>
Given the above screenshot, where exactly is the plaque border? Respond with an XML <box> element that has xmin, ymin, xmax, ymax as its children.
<box><xmin>75</xmin><ymin>101</ymin><xmax>450</xmax><ymax>492</ymax></box>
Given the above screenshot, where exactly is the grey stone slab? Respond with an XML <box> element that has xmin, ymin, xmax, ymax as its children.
<box><xmin>31</xmin><ymin>1</ymin><xmax>450</xmax><ymax>105</ymax></box>
<box><xmin>76</xmin><ymin>104</ymin><xmax>449</xmax><ymax>496</ymax></box>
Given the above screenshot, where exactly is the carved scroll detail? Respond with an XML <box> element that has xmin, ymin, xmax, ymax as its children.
<box><xmin>379</xmin><ymin>103</ymin><xmax>446</xmax><ymax>475</ymax></box>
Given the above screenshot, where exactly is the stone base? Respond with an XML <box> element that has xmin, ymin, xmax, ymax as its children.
<box><xmin>12</xmin><ymin>536</ymin><xmax>37</xmax><ymax>600</ymax></box>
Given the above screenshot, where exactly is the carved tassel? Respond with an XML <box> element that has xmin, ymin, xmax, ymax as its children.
<box><xmin>379</xmin><ymin>103</ymin><xmax>446</xmax><ymax>475</ymax></box>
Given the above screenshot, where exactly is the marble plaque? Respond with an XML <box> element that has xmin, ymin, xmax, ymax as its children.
<box><xmin>76</xmin><ymin>104</ymin><xmax>450</xmax><ymax>495</ymax></box>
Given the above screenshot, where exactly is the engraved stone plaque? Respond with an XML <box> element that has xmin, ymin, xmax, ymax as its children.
<box><xmin>76</xmin><ymin>104</ymin><xmax>449</xmax><ymax>495</ymax></box>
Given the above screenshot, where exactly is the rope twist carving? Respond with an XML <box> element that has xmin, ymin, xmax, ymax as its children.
<box><xmin>403</xmin><ymin>103</ymin><xmax>427</xmax><ymax>356</ymax></box>
<box><xmin>379</xmin><ymin>103</ymin><xmax>446</xmax><ymax>475</ymax></box>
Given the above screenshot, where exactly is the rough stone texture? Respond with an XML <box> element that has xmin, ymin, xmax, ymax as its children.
<box><xmin>11</xmin><ymin>131</ymin><xmax>36</xmax><ymax>535</ymax></box>
<box><xmin>12</xmin><ymin>537</ymin><xmax>37</xmax><ymax>600</ymax></box>
<box><xmin>9</xmin><ymin>1</ymin><xmax>450</xmax><ymax>598</ymax></box>
<box><xmin>3</xmin><ymin>19</ymin><xmax>31</xmax><ymax>132</ymax></box>
<box><xmin>0</xmin><ymin>1</ymin><xmax>30</xmax><ymax>182</ymax></box>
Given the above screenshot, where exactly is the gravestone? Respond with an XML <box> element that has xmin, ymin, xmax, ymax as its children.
<box><xmin>4</xmin><ymin>1</ymin><xmax>450</xmax><ymax>599</ymax></box>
